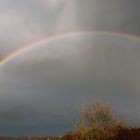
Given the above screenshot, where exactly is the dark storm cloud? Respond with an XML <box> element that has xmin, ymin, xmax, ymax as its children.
<box><xmin>1</xmin><ymin>33</ymin><xmax>140</xmax><ymax>122</ymax></box>
<box><xmin>74</xmin><ymin>0</ymin><xmax>140</xmax><ymax>34</ymax></box>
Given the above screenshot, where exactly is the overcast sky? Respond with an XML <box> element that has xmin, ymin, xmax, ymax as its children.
<box><xmin>1</xmin><ymin>0</ymin><xmax>140</xmax><ymax>58</ymax></box>
<box><xmin>0</xmin><ymin>0</ymin><xmax>140</xmax><ymax>136</ymax></box>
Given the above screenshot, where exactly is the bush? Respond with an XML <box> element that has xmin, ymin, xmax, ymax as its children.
<box><xmin>75</xmin><ymin>100</ymin><xmax>124</xmax><ymax>140</ymax></box>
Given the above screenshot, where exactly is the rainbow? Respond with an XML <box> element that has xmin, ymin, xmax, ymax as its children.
<box><xmin>1</xmin><ymin>30</ymin><xmax>140</xmax><ymax>66</ymax></box>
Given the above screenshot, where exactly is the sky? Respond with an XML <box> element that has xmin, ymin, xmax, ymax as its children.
<box><xmin>0</xmin><ymin>0</ymin><xmax>140</xmax><ymax>136</ymax></box>
<box><xmin>1</xmin><ymin>0</ymin><xmax>140</xmax><ymax>58</ymax></box>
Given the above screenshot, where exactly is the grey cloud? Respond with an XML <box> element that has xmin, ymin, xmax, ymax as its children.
<box><xmin>0</xmin><ymin>0</ymin><xmax>67</xmax><ymax>57</ymax></box>
<box><xmin>1</xmin><ymin>33</ymin><xmax>140</xmax><ymax>121</ymax></box>
<box><xmin>74</xmin><ymin>0</ymin><xmax>140</xmax><ymax>34</ymax></box>
<box><xmin>1</xmin><ymin>0</ymin><xmax>140</xmax><ymax>58</ymax></box>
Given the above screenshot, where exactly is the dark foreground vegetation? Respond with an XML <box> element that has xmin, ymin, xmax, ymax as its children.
<box><xmin>0</xmin><ymin>100</ymin><xmax>140</xmax><ymax>140</ymax></box>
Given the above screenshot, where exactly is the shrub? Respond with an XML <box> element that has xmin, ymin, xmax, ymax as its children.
<box><xmin>75</xmin><ymin>100</ymin><xmax>124</xmax><ymax>140</ymax></box>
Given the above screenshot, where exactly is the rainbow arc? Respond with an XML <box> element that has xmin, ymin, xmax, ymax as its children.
<box><xmin>1</xmin><ymin>30</ymin><xmax>140</xmax><ymax>66</ymax></box>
